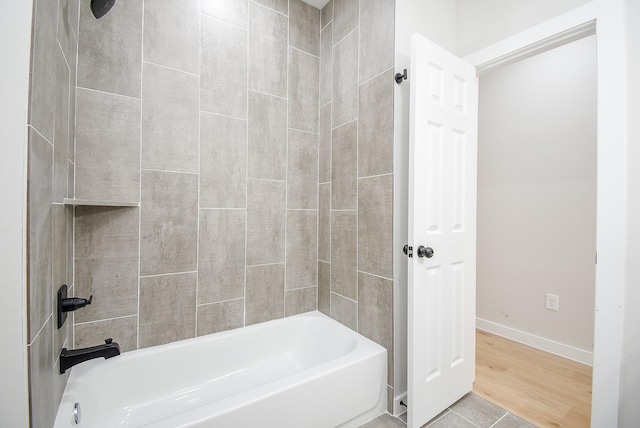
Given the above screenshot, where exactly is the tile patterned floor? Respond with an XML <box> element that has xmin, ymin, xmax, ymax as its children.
<box><xmin>359</xmin><ymin>393</ymin><xmax>537</xmax><ymax>428</ymax></box>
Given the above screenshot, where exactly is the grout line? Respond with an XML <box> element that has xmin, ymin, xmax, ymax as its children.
<box><xmin>332</xmin><ymin>25</ymin><xmax>358</xmax><ymax>49</ymax></box>
<box><xmin>357</xmin><ymin>270</ymin><xmax>393</xmax><ymax>282</ymax></box>
<box><xmin>283</xmin><ymin>10</ymin><xmax>290</xmax><ymax>317</ymax></box>
<box><xmin>199</xmin><ymin>207</ymin><xmax>246</xmax><ymax>211</ymax></box>
<box><xmin>140</xmin><ymin>168</ymin><xmax>198</xmax><ymax>175</ymax></box>
<box><xmin>289</xmin><ymin>44</ymin><xmax>320</xmax><ymax>59</ymax></box>
<box><xmin>358</xmin><ymin>65</ymin><xmax>395</xmax><ymax>88</ymax></box>
<box><xmin>195</xmin><ymin>8</ymin><xmax>202</xmax><ymax>339</ymax></box>
<box><xmin>197</xmin><ymin>297</ymin><xmax>245</xmax><ymax>307</ymax></box>
<box><xmin>76</xmin><ymin>85</ymin><xmax>142</xmax><ymax>102</ymax></box>
<box><xmin>288</xmin><ymin>126</ymin><xmax>319</xmax><ymax>135</ymax></box>
<box><xmin>330</xmin><ymin>291</ymin><xmax>357</xmax><ymax>304</ymax></box>
<box><xmin>424</xmin><ymin>410</ymin><xmax>451</xmax><ymax>427</ymax></box>
<box><xmin>447</xmin><ymin>408</ymin><xmax>482</xmax><ymax>428</ymax></box>
<box><xmin>136</xmin><ymin>0</ymin><xmax>146</xmax><ymax>351</ymax></box>
<box><xmin>331</xmin><ymin>117</ymin><xmax>357</xmax><ymax>131</ymax></box>
<box><xmin>244</xmin><ymin>7</ymin><xmax>250</xmax><ymax>328</ymax></box>
<box><xmin>249</xmin><ymin>0</ymin><xmax>288</xmax><ymax>18</ymax></box>
<box><xmin>201</xmin><ymin>12</ymin><xmax>248</xmax><ymax>33</ymax></box>
<box><xmin>355</xmin><ymin>0</ymin><xmax>361</xmax><ymax>335</ymax></box>
<box><xmin>139</xmin><ymin>271</ymin><xmax>198</xmax><ymax>279</ymax></box>
<box><xmin>74</xmin><ymin>314</ymin><xmax>138</xmax><ymax>327</ymax></box>
<box><xmin>248</xmin><ymin>87</ymin><xmax>288</xmax><ymax>101</ymax></box>
<box><xmin>358</xmin><ymin>172</ymin><xmax>393</xmax><ymax>180</ymax></box>
<box><xmin>489</xmin><ymin>413</ymin><xmax>509</xmax><ymax>428</ymax></box>
<box><xmin>200</xmin><ymin>109</ymin><xmax>248</xmax><ymax>122</ymax></box>
<box><xmin>28</xmin><ymin>125</ymin><xmax>53</xmax><ymax>147</ymax></box>
<box><xmin>142</xmin><ymin>59</ymin><xmax>200</xmax><ymax>78</ymax></box>
<box><xmin>286</xmin><ymin>284</ymin><xmax>317</xmax><ymax>292</ymax></box>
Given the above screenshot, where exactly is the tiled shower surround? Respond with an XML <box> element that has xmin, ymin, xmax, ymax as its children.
<box><xmin>27</xmin><ymin>0</ymin><xmax>395</xmax><ymax>425</ymax></box>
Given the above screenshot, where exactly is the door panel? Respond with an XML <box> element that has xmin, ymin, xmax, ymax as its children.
<box><xmin>407</xmin><ymin>33</ymin><xmax>478</xmax><ymax>428</ymax></box>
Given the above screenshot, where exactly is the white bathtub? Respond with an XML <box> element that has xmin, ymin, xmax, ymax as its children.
<box><xmin>54</xmin><ymin>311</ymin><xmax>387</xmax><ymax>428</ymax></box>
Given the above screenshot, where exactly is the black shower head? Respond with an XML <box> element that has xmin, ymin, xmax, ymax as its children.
<box><xmin>91</xmin><ymin>0</ymin><xmax>116</xmax><ymax>19</ymax></box>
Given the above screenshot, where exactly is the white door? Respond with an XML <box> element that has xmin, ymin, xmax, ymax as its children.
<box><xmin>407</xmin><ymin>33</ymin><xmax>478</xmax><ymax>428</ymax></box>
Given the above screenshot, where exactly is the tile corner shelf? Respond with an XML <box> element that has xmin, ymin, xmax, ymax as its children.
<box><xmin>63</xmin><ymin>198</ymin><xmax>139</xmax><ymax>207</ymax></box>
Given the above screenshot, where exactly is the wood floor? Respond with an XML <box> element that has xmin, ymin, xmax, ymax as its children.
<box><xmin>473</xmin><ymin>330</ymin><xmax>593</xmax><ymax>427</ymax></box>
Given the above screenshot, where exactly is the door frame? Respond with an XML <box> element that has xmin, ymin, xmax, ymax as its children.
<box><xmin>464</xmin><ymin>1</ymin><xmax>625</xmax><ymax>425</ymax></box>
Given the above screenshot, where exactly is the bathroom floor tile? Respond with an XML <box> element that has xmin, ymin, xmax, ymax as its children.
<box><xmin>361</xmin><ymin>393</ymin><xmax>540</xmax><ymax>428</ymax></box>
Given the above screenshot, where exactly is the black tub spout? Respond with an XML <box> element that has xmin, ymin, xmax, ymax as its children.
<box><xmin>60</xmin><ymin>338</ymin><xmax>120</xmax><ymax>374</ymax></box>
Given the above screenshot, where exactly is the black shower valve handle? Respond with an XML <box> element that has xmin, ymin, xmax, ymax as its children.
<box><xmin>61</xmin><ymin>295</ymin><xmax>93</xmax><ymax>313</ymax></box>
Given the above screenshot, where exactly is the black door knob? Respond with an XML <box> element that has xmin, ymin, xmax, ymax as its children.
<box><xmin>417</xmin><ymin>246</ymin><xmax>434</xmax><ymax>258</ymax></box>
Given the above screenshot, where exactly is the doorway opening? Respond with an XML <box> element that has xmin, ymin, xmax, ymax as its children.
<box><xmin>474</xmin><ymin>34</ymin><xmax>596</xmax><ymax>426</ymax></box>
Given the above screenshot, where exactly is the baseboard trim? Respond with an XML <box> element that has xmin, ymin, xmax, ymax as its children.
<box><xmin>476</xmin><ymin>318</ymin><xmax>594</xmax><ymax>366</ymax></box>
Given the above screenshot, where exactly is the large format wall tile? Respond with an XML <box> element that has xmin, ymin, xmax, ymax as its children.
<box><xmin>285</xmin><ymin>287</ymin><xmax>317</xmax><ymax>316</ymax></box>
<box><xmin>29</xmin><ymin>0</ymin><xmax>59</xmax><ymax>141</ymax></box>
<box><xmin>252</xmin><ymin>0</ymin><xmax>288</xmax><ymax>16</ymax></box>
<box><xmin>74</xmin><ymin>206</ymin><xmax>140</xmax><ymax>323</ymax></box>
<box><xmin>28</xmin><ymin>129</ymin><xmax>53</xmax><ymax>342</ymax></box>
<box><xmin>359</xmin><ymin>0</ymin><xmax>394</xmax><ymax>84</ymax></box>
<box><xmin>286</xmin><ymin>210</ymin><xmax>318</xmax><ymax>289</ymax></box>
<box><xmin>143</xmin><ymin>0</ymin><xmax>200</xmax><ymax>74</ymax></box>
<box><xmin>201</xmin><ymin>15</ymin><xmax>247</xmax><ymax>118</ymax></box>
<box><xmin>358</xmin><ymin>272</ymin><xmax>393</xmax><ymax>384</ymax></box>
<box><xmin>321</xmin><ymin>0</ymin><xmax>334</xmax><ymax>29</ymax></box>
<box><xmin>28</xmin><ymin>319</ymin><xmax>56</xmax><ymax>428</ymax></box>
<box><xmin>246</xmin><ymin>179</ymin><xmax>286</xmax><ymax>265</ymax></box>
<box><xmin>249</xmin><ymin>2</ymin><xmax>287</xmax><ymax>97</ymax></box>
<box><xmin>74</xmin><ymin>316</ymin><xmax>138</xmax><ymax>352</ymax></box>
<box><xmin>319</xmin><ymin>103</ymin><xmax>331</xmax><ymax>183</ymax></box>
<box><xmin>246</xmin><ymin>264</ymin><xmax>285</xmax><ymax>325</ymax></box>
<box><xmin>139</xmin><ymin>273</ymin><xmax>197</xmax><ymax>348</ymax></box>
<box><xmin>330</xmin><ymin>292</ymin><xmax>357</xmax><ymax>330</ymax></box>
<box><xmin>287</xmin><ymin>130</ymin><xmax>318</xmax><ymax>209</ymax></box>
<box><xmin>197</xmin><ymin>299</ymin><xmax>244</xmax><ymax>336</ymax></box>
<box><xmin>198</xmin><ymin>209</ymin><xmax>246</xmax><ymax>304</ymax></box>
<box><xmin>289</xmin><ymin>48</ymin><xmax>319</xmax><ymax>133</ymax></box>
<box><xmin>202</xmin><ymin>0</ymin><xmax>247</xmax><ymax>29</ymax></box>
<box><xmin>330</xmin><ymin>211</ymin><xmax>357</xmax><ymax>300</ymax></box>
<box><xmin>200</xmin><ymin>113</ymin><xmax>247</xmax><ymax>208</ymax></box>
<box><xmin>75</xmin><ymin>88</ymin><xmax>141</xmax><ymax>202</ymax></box>
<box><xmin>53</xmin><ymin>48</ymin><xmax>70</xmax><ymax>203</ymax></box>
<box><xmin>332</xmin><ymin>30</ymin><xmax>358</xmax><ymax>126</ymax></box>
<box><xmin>331</xmin><ymin>121</ymin><xmax>357</xmax><ymax>210</ymax></box>
<box><xmin>51</xmin><ymin>205</ymin><xmax>68</xmax><ymax>324</ymax></box>
<box><xmin>140</xmin><ymin>171</ymin><xmax>198</xmax><ymax>275</ymax></box>
<box><xmin>53</xmin><ymin>213</ymin><xmax>71</xmax><ymax>356</ymax></box>
<box><xmin>320</xmin><ymin>23</ymin><xmax>333</xmax><ymax>107</ymax></box>
<box><xmin>318</xmin><ymin>183</ymin><xmax>330</xmax><ymax>261</ymax></box>
<box><xmin>318</xmin><ymin>261</ymin><xmax>330</xmax><ymax>315</ymax></box>
<box><xmin>142</xmin><ymin>62</ymin><xmax>199</xmax><ymax>173</ymax></box>
<box><xmin>248</xmin><ymin>91</ymin><xmax>287</xmax><ymax>180</ymax></box>
<box><xmin>359</xmin><ymin>69</ymin><xmax>394</xmax><ymax>177</ymax></box>
<box><xmin>57</xmin><ymin>0</ymin><xmax>78</xmax><ymax>75</ymax></box>
<box><xmin>290</xmin><ymin>0</ymin><xmax>320</xmax><ymax>56</ymax></box>
<box><xmin>77</xmin><ymin>0</ymin><xmax>143</xmax><ymax>97</ymax></box>
<box><xmin>333</xmin><ymin>0</ymin><xmax>358</xmax><ymax>43</ymax></box>
<box><xmin>358</xmin><ymin>175</ymin><xmax>393</xmax><ymax>279</ymax></box>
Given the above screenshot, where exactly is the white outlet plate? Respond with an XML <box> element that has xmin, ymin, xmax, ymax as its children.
<box><xmin>546</xmin><ymin>293</ymin><xmax>559</xmax><ymax>311</ymax></box>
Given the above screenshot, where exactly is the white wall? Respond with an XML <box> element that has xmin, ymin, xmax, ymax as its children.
<box><xmin>620</xmin><ymin>0</ymin><xmax>640</xmax><ymax>425</ymax></box>
<box><xmin>455</xmin><ymin>0</ymin><xmax>593</xmax><ymax>57</ymax></box>
<box><xmin>0</xmin><ymin>0</ymin><xmax>33</xmax><ymax>425</ymax></box>
<box><xmin>476</xmin><ymin>35</ymin><xmax>597</xmax><ymax>358</ymax></box>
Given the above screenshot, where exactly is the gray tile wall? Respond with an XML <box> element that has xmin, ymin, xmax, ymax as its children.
<box><xmin>73</xmin><ymin>0</ymin><xmax>320</xmax><ymax>352</ymax></box>
<box><xmin>27</xmin><ymin>0</ymin><xmax>80</xmax><ymax>426</ymax></box>
<box><xmin>26</xmin><ymin>1</ymin><xmax>395</xmax><ymax>424</ymax></box>
<box><xmin>319</xmin><ymin>0</ymin><xmax>396</xmax><ymax>411</ymax></box>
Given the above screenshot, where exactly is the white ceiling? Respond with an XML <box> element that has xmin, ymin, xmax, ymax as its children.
<box><xmin>302</xmin><ymin>0</ymin><xmax>330</xmax><ymax>9</ymax></box>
